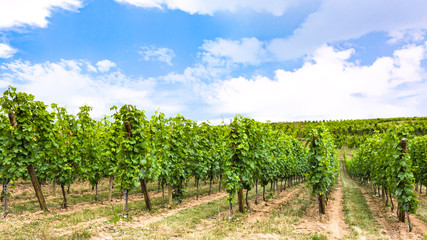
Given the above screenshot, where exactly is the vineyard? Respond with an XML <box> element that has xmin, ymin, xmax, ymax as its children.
<box><xmin>0</xmin><ymin>87</ymin><xmax>426</xmax><ymax>239</ymax></box>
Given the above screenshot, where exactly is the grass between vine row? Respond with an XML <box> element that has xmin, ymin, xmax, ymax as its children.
<box><xmin>340</xmin><ymin>165</ymin><xmax>382</xmax><ymax>239</ymax></box>
<box><xmin>0</xmin><ymin>178</ymin><xmax>319</xmax><ymax>239</ymax></box>
<box><xmin>0</xmin><ymin>179</ymin><xmax>221</xmax><ymax>240</ymax></box>
<box><xmin>113</xmin><ymin>181</ymin><xmax>313</xmax><ymax>239</ymax></box>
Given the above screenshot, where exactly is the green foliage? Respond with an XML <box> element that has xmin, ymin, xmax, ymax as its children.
<box><xmin>224</xmin><ymin>115</ymin><xmax>309</xmax><ymax>204</ymax></box>
<box><xmin>409</xmin><ymin>136</ymin><xmax>427</xmax><ymax>189</ymax></box>
<box><xmin>0</xmin><ymin>86</ymin><xmax>54</xmax><ymax>183</ymax></box>
<box><xmin>112</xmin><ymin>104</ymin><xmax>159</xmax><ymax>191</ymax></box>
<box><xmin>306</xmin><ymin>125</ymin><xmax>339</xmax><ymax>196</ymax></box>
<box><xmin>311</xmin><ymin>232</ymin><xmax>328</xmax><ymax>240</ymax></box>
<box><xmin>47</xmin><ymin>104</ymin><xmax>81</xmax><ymax>187</ymax></box>
<box><xmin>348</xmin><ymin>124</ymin><xmax>418</xmax><ymax>214</ymax></box>
<box><xmin>275</xmin><ymin>117</ymin><xmax>427</xmax><ymax>148</ymax></box>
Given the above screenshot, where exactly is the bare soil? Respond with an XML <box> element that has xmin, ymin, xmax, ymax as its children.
<box><xmin>356</xmin><ymin>184</ymin><xmax>427</xmax><ymax>240</ymax></box>
<box><xmin>294</xmin><ymin>173</ymin><xmax>351</xmax><ymax>239</ymax></box>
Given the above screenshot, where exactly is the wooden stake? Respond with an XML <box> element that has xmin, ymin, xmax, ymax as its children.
<box><xmin>255</xmin><ymin>179</ymin><xmax>258</xmax><ymax>205</ymax></box>
<box><xmin>238</xmin><ymin>189</ymin><xmax>244</xmax><ymax>213</ymax></box>
<box><xmin>52</xmin><ymin>178</ymin><xmax>56</xmax><ymax>196</ymax></box>
<box><xmin>28</xmin><ymin>165</ymin><xmax>49</xmax><ymax>211</ymax></box>
<box><xmin>245</xmin><ymin>189</ymin><xmax>250</xmax><ymax>210</ymax></box>
<box><xmin>140</xmin><ymin>178</ymin><xmax>152</xmax><ymax>211</ymax></box>
<box><xmin>196</xmin><ymin>178</ymin><xmax>199</xmax><ymax>200</ymax></box>
<box><xmin>125</xmin><ymin>189</ymin><xmax>129</xmax><ymax>214</ymax></box>
<box><xmin>161</xmin><ymin>182</ymin><xmax>165</xmax><ymax>208</ymax></box>
<box><xmin>168</xmin><ymin>184</ymin><xmax>172</xmax><ymax>207</ymax></box>
<box><xmin>95</xmin><ymin>182</ymin><xmax>98</xmax><ymax>201</ymax></box>
<box><xmin>108</xmin><ymin>176</ymin><xmax>114</xmax><ymax>202</ymax></box>
<box><xmin>2</xmin><ymin>179</ymin><xmax>10</xmax><ymax>216</ymax></box>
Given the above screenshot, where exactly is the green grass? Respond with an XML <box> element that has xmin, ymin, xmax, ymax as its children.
<box><xmin>416</xmin><ymin>195</ymin><xmax>427</xmax><ymax>223</ymax></box>
<box><xmin>0</xmin><ymin>180</ymin><xmax>223</xmax><ymax>239</ymax></box>
<box><xmin>199</xmin><ymin>184</ymin><xmax>312</xmax><ymax>240</ymax></box>
<box><xmin>341</xmin><ymin>166</ymin><xmax>382</xmax><ymax>238</ymax></box>
<box><xmin>279</xmin><ymin>185</ymin><xmax>312</xmax><ymax>218</ymax></box>
<box><xmin>4</xmin><ymin>177</ymin><xmax>218</xmax><ymax>214</ymax></box>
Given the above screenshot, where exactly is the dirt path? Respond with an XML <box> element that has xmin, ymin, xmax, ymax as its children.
<box><xmin>294</xmin><ymin>173</ymin><xmax>351</xmax><ymax>239</ymax></box>
<box><xmin>324</xmin><ymin>173</ymin><xmax>350</xmax><ymax>238</ymax></box>
<box><xmin>356</xmin><ymin>184</ymin><xmax>427</xmax><ymax>240</ymax></box>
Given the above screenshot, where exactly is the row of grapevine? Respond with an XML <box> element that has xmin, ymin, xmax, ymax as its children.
<box><xmin>276</xmin><ymin>117</ymin><xmax>427</xmax><ymax>148</ymax></box>
<box><xmin>1</xmin><ymin>87</ymin><xmax>318</xmax><ymax>216</ymax></box>
<box><xmin>0</xmin><ymin>87</ymin><xmax>230</xmax><ymax>213</ymax></box>
<box><xmin>305</xmin><ymin>125</ymin><xmax>339</xmax><ymax>217</ymax></box>
<box><xmin>0</xmin><ymin>86</ymin><xmax>350</xmax><ymax>220</ymax></box>
<box><xmin>224</xmin><ymin>115</ymin><xmax>309</xmax><ymax>214</ymax></box>
<box><xmin>345</xmin><ymin>125</ymin><xmax>419</xmax><ymax>231</ymax></box>
<box><xmin>408</xmin><ymin>136</ymin><xmax>427</xmax><ymax>194</ymax></box>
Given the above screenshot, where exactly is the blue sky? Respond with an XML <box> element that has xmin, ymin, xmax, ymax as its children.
<box><xmin>1</xmin><ymin>0</ymin><xmax>427</xmax><ymax>122</ymax></box>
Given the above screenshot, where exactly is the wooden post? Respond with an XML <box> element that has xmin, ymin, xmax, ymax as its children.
<box><xmin>3</xmin><ymin>179</ymin><xmax>10</xmax><ymax>216</ymax></box>
<box><xmin>139</xmin><ymin>178</ymin><xmax>152</xmax><ymax>211</ymax></box>
<box><xmin>385</xmin><ymin>187</ymin><xmax>389</xmax><ymax>206</ymax></box>
<box><xmin>262</xmin><ymin>185</ymin><xmax>266</xmax><ymax>201</ymax></box>
<box><xmin>28</xmin><ymin>165</ymin><xmax>49</xmax><ymax>211</ymax></box>
<box><xmin>108</xmin><ymin>175</ymin><xmax>114</xmax><ymax>202</ymax></box>
<box><xmin>196</xmin><ymin>178</ymin><xmax>199</xmax><ymax>200</ymax></box>
<box><xmin>255</xmin><ymin>179</ymin><xmax>258</xmax><ymax>205</ymax></box>
<box><xmin>319</xmin><ymin>194</ymin><xmax>326</xmax><ymax>214</ymax></box>
<box><xmin>381</xmin><ymin>186</ymin><xmax>385</xmax><ymax>203</ymax></box>
<box><xmin>95</xmin><ymin>182</ymin><xmax>98</xmax><ymax>201</ymax></box>
<box><xmin>9</xmin><ymin>112</ymin><xmax>49</xmax><ymax>212</ymax></box>
<box><xmin>124</xmin><ymin>120</ymin><xmax>132</xmax><ymax>137</ymax></box>
<box><xmin>245</xmin><ymin>189</ymin><xmax>250</xmax><ymax>210</ymax></box>
<box><xmin>161</xmin><ymin>182</ymin><xmax>165</xmax><ymax>208</ymax></box>
<box><xmin>52</xmin><ymin>178</ymin><xmax>56</xmax><ymax>196</ymax></box>
<box><xmin>125</xmin><ymin>189</ymin><xmax>129</xmax><ymax>213</ymax></box>
<box><xmin>209</xmin><ymin>176</ymin><xmax>213</xmax><ymax>195</ymax></box>
<box><xmin>238</xmin><ymin>189</ymin><xmax>244</xmax><ymax>213</ymax></box>
<box><xmin>168</xmin><ymin>184</ymin><xmax>173</xmax><ymax>207</ymax></box>
<box><xmin>398</xmin><ymin>138</ymin><xmax>407</xmax><ymax>223</ymax></box>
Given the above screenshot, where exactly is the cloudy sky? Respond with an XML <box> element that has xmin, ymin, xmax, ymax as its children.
<box><xmin>0</xmin><ymin>0</ymin><xmax>427</xmax><ymax>122</ymax></box>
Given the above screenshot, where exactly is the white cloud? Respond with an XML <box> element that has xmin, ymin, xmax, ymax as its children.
<box><xmin>0</xmin><ymin>43</ymin><xmax>17</xmax><ymax>58</ymax></box>
<box><xmin>138</xmin><ymin>46</ymin><xmax>175</xmax><ymax>66</ymax></box>
<box><xmin>114</xmin><ymin>0</ymin><xmax>300</xmax><ymax>16</ymax></box>
<box><xmin>194</xmin><ymin>1</ymin><xmax>427</xmax><ymax>65</ymax></box>
<box><xmin>201</xmin><ymin>37</ymin><xmax>268</xmax><ymax>66</ymax></box>
<box><xmin>0</xmin><ymin>59</ymin><xmax>167</xmax><ymax>118</ymax></box>
<box><xmin>96</xmin><ymin>59</ymin><xmax>116</xmax><ymax>72</ymax></box>
<box><xmin>267</xmin><ymin>0</ymin><xmax>427</xmax><ymax>61</ymax></box>
<box><xmin>160</xmin><ymin>38</ymin><xmax>267</xmax><ymax>84</ymax></box>
<box><xmin>202</xmin><ymin>43</ymin><xmax>427</xmax><ymax>121</ymax></box>
<box><xmin>1</xmin><ymin>44</ymin><xmax>426</xmax><ymax>122</ymax></box>
<box><xmin>0</xmin><ymin>0</ymin><xmax>83</xmax><ymax>30</ymax></box>
<box><xmin>388</xmin><ymin>29</ymin><xmax>426</xmax><ymax>44</ymax></box>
